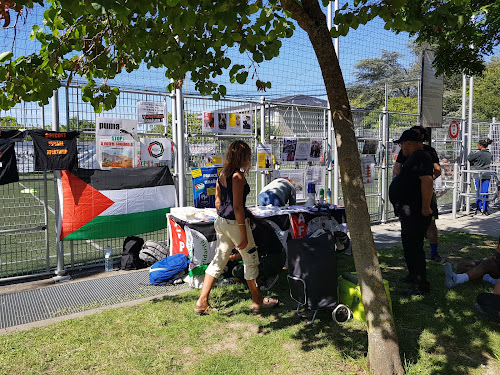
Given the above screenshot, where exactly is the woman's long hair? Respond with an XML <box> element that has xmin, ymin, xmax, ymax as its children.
<box><xmin>219</xmin><ymin>140</ymin><xmax>252</xmax><ymax>184</ymax></box>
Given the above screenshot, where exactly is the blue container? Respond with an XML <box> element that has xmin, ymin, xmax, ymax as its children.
<box><xmin>307</xmin><ymin>182</ymin><xmax>316</xmax><ymax>194</ymax></box>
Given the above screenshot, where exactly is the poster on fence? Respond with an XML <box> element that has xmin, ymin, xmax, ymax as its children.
<box><xmin>240</xmin><ymin>114</ymin><xmax>253</xmax><ymax>134</ymax></box>
<box><xmin>360</xmin><ymin>154</ymin><xmax>375</xmax><ymax>186</ymax></box>
<box><xmin>217</xmin><ymin>113</ymin><xmax>228</xmax><ymax>133</ymax></box>
<box><xmin>202</xmin><ymin>112</ymin><xmax>216</xmax><ymax>133</ymax></box>
<box><xmin>206</xmin><ymin>153</ymin><xmax>223</xmax><ymax>167</ymax></box>
<box><xmin>309</xmin><ymin>138</ymin><xmax>323</xmax><ymax>161</ymax></box>
<box><xmin>189</xmin><ymin>143</ymin><xmax>216</xmax><ymax>155</ymax></box>
<box><xmin>191</xmin><ymin>167</ymin><xmax>220</xmax><ymax>208</ymax></box>
<box><xmin>282</xmin><ymin>137</ymin><xmax>297</xmax><ymax>161</ymax></box>
<box><xmin>96</xmin><ymin>117</ymin><xmax>137</xmax><ymax>139</ymax></box>
<box><xmin>256</xmin><ymin>143</ymin><xmax>273</xmax><ymax>171</ymax></box>
<box><xmin>137</xmin><ymin>101</ymin><xmax>167</xmax><ymax>125</ymax></box>
<box><xmin>97</xmin><ymin>136</ymin><xmax>136</xmax><ymax>169</ymax></box>
<box><xmin>140</xmin><ymin>137</ymin><xmax>171</xmax><ymax>162</ymax></box>
<box><xmin>229</xmin><ymin>113</ymin><xmax>240</xmax><ymax>132</ymax></box>
<box><xmin>294</xmin><ymin>138</ymin><xmax>311</xmax><ymax>161</ymax></box>
<box><xmin>304</xmin><ymin>165</ymin><xmax>326</xmax><ymax>195</ymax></box>
<box><xmin>273</xmin><ymin>169</ymin><xmax>305</xmax><ymax>200</ymax></box>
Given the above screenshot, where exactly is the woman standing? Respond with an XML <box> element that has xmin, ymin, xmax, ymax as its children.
<box><xmin>195</xmin><ymin>140</ymin><xmax>278</xmax><ymax>314</ymax></box>
<box><xmin>468</xmin><ymin>138</ymin><xmax>493</xmax><ymax>215</ymax></box>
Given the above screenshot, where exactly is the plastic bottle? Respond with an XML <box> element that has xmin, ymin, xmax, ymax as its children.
<box><xmin>305</xmin><ymin>183</ymin><xmax>316</xmax><ymax>207</ymax></box>
<box><xmin>105</xmin><ymin>245</ymin><xmax>113</xmax><ymax>272</ymax></box>
<box><xmin>326</xmin><ymin>188</ymin><xmax>332</xmax><ymax>204</ymax></box>
<box><xmin>319</xmin><ymin>188</ymin><xmax>325</xmax><ymax>204</ymax></box>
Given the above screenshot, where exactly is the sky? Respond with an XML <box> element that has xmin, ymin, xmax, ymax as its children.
<box><xmin>1</xmin><ymin>1</ymin><xmax>499</xmax><ymax>120</ymax></box>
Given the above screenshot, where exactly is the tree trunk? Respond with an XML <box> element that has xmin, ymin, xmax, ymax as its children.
<box><xmin>281</xmin><ymin>1</ymin><xmax>405</xmax><ymax>374</ymax></box>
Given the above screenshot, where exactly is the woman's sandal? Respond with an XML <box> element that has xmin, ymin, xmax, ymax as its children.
<box><xmin>194</xmin><ymin>305</ymin><xmax>217</xmax><ymax>315</ymax></box>
<box><xmin>252</xmin><ymin>297</ymin><xmax>279</xmax><ymax>313</ymax></box>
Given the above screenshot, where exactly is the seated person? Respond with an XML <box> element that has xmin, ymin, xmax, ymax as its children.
<box><xmin>475</xmin><ymin>275</ymin><xmax>500</xmax><ymax>322</ymax></box>
<box><xmin>444</xmin><ymin>237</ymin><xmax>500</xmax><ymax>288</ymax></box>
<box><xmin>258</xmin><ymin>177</ymin><xmax>296</xmax><ymax>207</ymax></box>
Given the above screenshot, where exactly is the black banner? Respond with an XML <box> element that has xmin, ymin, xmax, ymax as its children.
<box><xmin>30</xmin><ymin>130</ymin><xmax>79</xmax><ymax>171</ymax></box>
<box><xmin>0</xmin><ymin>129</ymin><xmax>25</xmax><ymax>185</ymax></box>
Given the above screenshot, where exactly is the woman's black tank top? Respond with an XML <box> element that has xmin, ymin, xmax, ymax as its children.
<box><xmin>217</xmin><ymin>170</ymin><xmax>250</xmax><ymax>220</ymax></box>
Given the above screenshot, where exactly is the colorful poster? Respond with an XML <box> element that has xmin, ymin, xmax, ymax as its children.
<box><xmin>191</xmin><ymin>167</ymin><xmax>220</xmax><ymax>208</ymax></box>
<box><xmin>137</xmin><ymin>101</ymin><xmax>167</xmax><ymax>125</ymax></box>
<box><xmin>294</xmin><ymin>138</ymin><xmax>311</xmax><ymax>161</ymax></box>
<box><xmin>361</xmin><ymin>154</ymin><xmax>376</xmax><ymax>186</ymax></box>
<box><xmin>97</xmin><ymin>137</ymin><xmax>136</xmax><ymax>169</ymax></box>
<box><xmin>309</xmin><ymin>138</ymin><xmax>323</xmax><ymax>161</ymax></box>
<box><xmin>202</xmin><ymin>112</ymin><xmax>215</xmax><ymax>133</ymax></box>
<box><xmin>256</xmin><ymin>143</ymin><xmax>273</xmax><ymax>171</ymax></box>
<box><xmin>206</xmin><ymin>153</ymin><xmax>223</xmax><ymax>167</ymax></box>
<box><xmin>240</xmin><ymin>114</ymin><xmax>253</xmax><ymax>134</ymax></box>
<box><xmin>282</xmin><ymin>137</ymin><xmax>297</xmax><ymax>161</ymax></box>
<box><xmin>140</xmin><ymin>137</ymin><xmax>171</xmax><ymax>162</ymax></box>
<box><xmin>229</xmin><ymin>113</ymin><xmax>240</xmax><ymax>132</ymax></box>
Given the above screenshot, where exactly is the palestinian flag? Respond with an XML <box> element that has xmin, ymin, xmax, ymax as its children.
<box><xmin>57</xmin><ymin>166</ymin><xmax>176</xmax><ymax>241</ymax></box>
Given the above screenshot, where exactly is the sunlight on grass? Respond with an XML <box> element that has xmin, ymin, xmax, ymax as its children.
<box><xmin>1</xmin><ymin>232</ymin><xmax>499</xmax><ymax>374</ymax></box>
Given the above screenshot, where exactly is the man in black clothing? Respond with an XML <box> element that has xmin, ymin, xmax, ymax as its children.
<box><xmin>393</xmin><ymin>126</ymin><xmax>444</xmax><ymax>263</ymax></box>
<box><xmin>390</xmin><ymin>130</ymin><xmax>434</xmax><ymax>296</ymax></box>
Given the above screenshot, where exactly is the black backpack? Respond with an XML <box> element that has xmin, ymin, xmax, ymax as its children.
<box><xmin>121</xmin><ymin>236</ymin><xmax>147</xmax><ymax>270</ymax></box>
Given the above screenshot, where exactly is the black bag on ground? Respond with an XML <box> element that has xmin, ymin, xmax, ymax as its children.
<box><xmin>139</xmin><ymin>240</ymin><xmax>170</xmax><ymax>266</ymax></box>
<box><xmin>121</xmin><ymin>236</ymin><xmax>147</xmax><ymax>270</ymax></box>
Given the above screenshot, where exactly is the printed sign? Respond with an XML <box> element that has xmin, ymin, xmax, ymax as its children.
<box><xmin>191</xmin><ymin>167</ymin><xmax>220</xmax><ymax>208</ymax></box>
<box><xmin>256</xmin><ymin>143</ymin><xmax>273</xmax><ymax>171</ymax></box>
<box><xmin>140</xmin><ymin>137</ymin><xmax>171</xmax><ymax>162</ymax></box>
<box><xmin>97</xmin><ymin>136</ymin><xmax>136</xmax><ymax>169</ymax></box>
<box><xmin>137</xmin><ymin>101</ymin><xmax>167</xmax><ymax>125</ymax></box>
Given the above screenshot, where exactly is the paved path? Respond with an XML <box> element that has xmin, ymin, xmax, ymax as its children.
<box><xmin>372</xmin><ymin>209</ymin><xmax>499</xmax><ymax>249</ymax></box>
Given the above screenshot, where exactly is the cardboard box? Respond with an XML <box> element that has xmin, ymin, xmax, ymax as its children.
<box><xmin>337</xmin><ymin>272</ymin><xmax>392</xmax><ymax>322</ymax></box>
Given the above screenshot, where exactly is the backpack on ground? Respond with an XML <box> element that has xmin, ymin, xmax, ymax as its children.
<box><xmin>149</xmin><ymin>253</ymin><xmax>190</xmax><ymax>285</ymax></box>
<box><xmin>121</xmin><ymin>236</ymin><xmax>147</xmax><ymax>270</ymax></box>
<box><xmin>139</xmin><ymin>240</ymin><xmax>170</xmax><ymax>266</ymax></box>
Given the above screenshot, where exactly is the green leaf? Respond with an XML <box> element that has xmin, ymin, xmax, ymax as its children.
<box><xmin>0</xmin><ymin>51</ymin><xmax>14</xmax><ymax>63</ymax></box>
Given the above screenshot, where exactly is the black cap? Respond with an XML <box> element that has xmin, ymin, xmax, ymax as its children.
<box><xmin>394</xmin><ymin>130</ymin><xmax>423</xmax><ymax>144</ymax></box>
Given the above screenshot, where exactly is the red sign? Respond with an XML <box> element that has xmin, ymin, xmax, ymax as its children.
<box><xmin>167</xmin><ymin>215</ymin><xmax>189</xmax><ymax>256</ymax></box>
<box><xmin>449</xmin><ymin>120</ymin><xmax>460</xmax><ymax>139</ymax></box>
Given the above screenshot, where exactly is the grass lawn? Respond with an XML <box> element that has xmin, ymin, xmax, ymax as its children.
<box><xmin>1</xmin><ymin>231</ymin><xmax>499</xmax><ymax>374</ymax></box>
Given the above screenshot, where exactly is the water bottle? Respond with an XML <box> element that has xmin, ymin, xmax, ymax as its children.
<box><xmin>326</xmin><ymin>188</ymin><xmax>332</xmax><ymax>204</ymax></box>
<box><xmin>305</xmin><ymin>183</ymin><xmax>316</xmax><ymax>207</ymax></box>
<box><xmin>105</xmin><ymin>245</ymin><xmax>113</xmax><ymax>272</ymax></box>
<box><xmin>319</xmin><ymin>188</ymin><xmax>325</xmax><ymax>204</ymax></box>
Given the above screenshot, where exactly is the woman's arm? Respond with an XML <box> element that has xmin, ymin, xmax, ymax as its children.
<box><xmin>215</xmin><ymin>179</ymin><xmax>221</xmax><ymax>212</ymax></box>
<box><xmin>232</xmin><ymin>171</ymin><xmax>248</xmax><ymax>250</ymax></box>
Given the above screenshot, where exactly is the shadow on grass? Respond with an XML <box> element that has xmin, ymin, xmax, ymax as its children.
<box><xmin>158</xmin><ymin>232</ymin><xmax>499</xmax><ymax>374</ymax></box>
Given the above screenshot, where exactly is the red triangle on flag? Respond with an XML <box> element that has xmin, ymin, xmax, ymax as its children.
<box><xmin>60</xmin><ymin>171</ymin><xmax>114</xmax><ymax>240</ymax></box>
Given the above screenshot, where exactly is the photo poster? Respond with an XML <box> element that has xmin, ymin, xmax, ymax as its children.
<box><xmin>274</xmin><ymin>169</ymin><xmax>305</xmax><ymax>200</ymax></box>
<box><xmin>361</xmin><ymin>154</ymin><xmax>376</xmax><ymax>187</ymax></box>
<box><xmin>304</xmin><ymin>165</ymin><xmax>326</xmax><ymax>197</ymax></box>
<box><xmin>362</xmin><ymin>140</ymin><xmax>378</xmax><ymax>155</ymax></box>
<box><xmin>137</xmin><ymin>101</ymin><xmax>167</xmax><ymax>126</ymax></box>
<box><xmin>191</xmin><ymin>167</ymin><xmax>220</xmax><ymax>208</ymax></box>
<box><xmin>96</xmin><ymin>136</ymin><xmax>136</xmax><ymax>169</ymax></box>
<box><xmin>205</xmin><ymin>152</ymin><xmax>223</xmax><ymax>167</ymax></box>
<box><xmin>295</xmin><ymin>138</ymin><xmax>311</xmax><ymax>161</ymax></box>
<box><xmin>282</xmin><ymin>137</ymin><xmax>297</xmax><ymax>162</ymax></box>
<box><xmin>256</xmin><ymin>143</ymin><xmax>274</xmax><ymax>171</ymax></box>
<box><xmin>140</xmin><ymin>137</ymin><xmax>171</xmax><ymax>162</ymax></box>
<box><xmin>309</xmin><ymin>138</ymin><xmax>323</xmax><ymax>161</ymax></box>
<box><xmin>240</xmin><ymin>113</ymin><xmax>253</xmax><ymax>134</ymax></box>
<box><xmin>95</xmin><ymin>117</ymin><xmax>138</xmax><ymax>169</ymax></box>
<box><xmin>202</xmin><ymin>111</ymin><xmax>216</xmax><ymax>133</ymax></box>
<box><xmin>229</xmin><ymin>113</ymin><xmax>240</xmax><ymax>132</ymax></box>
<box><xmin>217</xmin><ymin>112</ymin><xmax>228</xmax><ymax>133</ymax></box>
